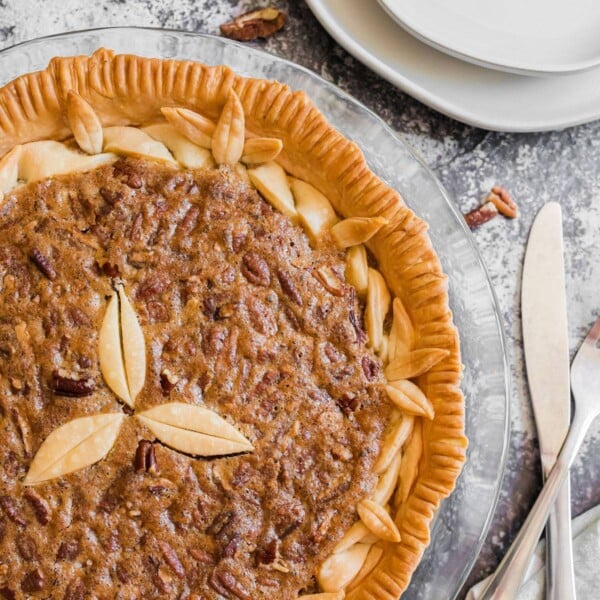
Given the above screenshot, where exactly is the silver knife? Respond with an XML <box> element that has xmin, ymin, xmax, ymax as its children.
<box><xmin>521</xmin><ymin>202</ymin><xmax>575</xmax><ymax>600</ymax></box>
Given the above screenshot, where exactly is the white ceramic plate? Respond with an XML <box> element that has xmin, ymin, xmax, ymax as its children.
<box><xmin>377</xmin><ymin>0</ymin><xmax>600</xmax><ymax>75</ymax></box>
<box><xmin>306</xmin><ymin>0</ymin><xmax>600</xmax><ymax>132</ymax></box>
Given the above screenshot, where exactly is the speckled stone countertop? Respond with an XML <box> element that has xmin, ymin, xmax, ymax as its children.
<box><xmin>1</xmin><ymin>0</ymin><xmax>599</xmax><ymax>596</ymax></box>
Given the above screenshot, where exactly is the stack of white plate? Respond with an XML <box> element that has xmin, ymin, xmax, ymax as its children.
<box><xmin>306</xmin><ymin>0</ymin><xmax>600</xmax><ymax>131</ymax></box>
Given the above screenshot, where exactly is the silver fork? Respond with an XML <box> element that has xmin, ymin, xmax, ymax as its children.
<box><xmin>479</xmin><ymin>315</ymin><xmax>600</xmax><ymax>599</ymax></box>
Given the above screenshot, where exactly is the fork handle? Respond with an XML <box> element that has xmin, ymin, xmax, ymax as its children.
<box><xmin>546</xmin><ymin>478</ymin><xmax>576</xmax><ymax>600</ymax></box>
<box><xmin>479</xmin><ymin>410</ymin><xmax>591</xmax><ymax>600</ymax></box>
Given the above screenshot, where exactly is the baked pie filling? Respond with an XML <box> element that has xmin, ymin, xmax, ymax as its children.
<box><xmin>0</xmin><ymin>50</ymin><xmax>466</xmax><ymax>599</ymax></box>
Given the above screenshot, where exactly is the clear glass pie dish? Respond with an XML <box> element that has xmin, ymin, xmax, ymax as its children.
<box><xmin>0</xmin><ymin>27</ymin><xmax>511</xmax><ymax>599</ymax></box>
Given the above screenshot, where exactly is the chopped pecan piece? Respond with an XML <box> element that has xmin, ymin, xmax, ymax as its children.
<box><xmin>276</xmin><ymin>268</ymin><xmax>302</xmax><ymax>306</ymax></box>
<box><xmin>11</xmin><ymin>409</ymin><xmax>32</xmax><ymax>457</ymax></box>
<box><xmin>177</xmin><ymin>205</ymin><xmax>200</xmax><ymax>235</ymax></box>
<box><xmin>52</xmin><ymin>371</ymin><xmax>95</xmax><ymax>397</ymax></box>
<box><xmin>209</xmin><ymin>569</ymin><xmax>251</xmax><ymax>600</ymax></box>
<box><xmin>464</xmin><ymin>201</ymin><xmax>498</xmax><ymax>230</ymax></box>
<box><xmin>231</xmin><ymin>227</ymin><xmax>248</xmax><ymax>252</ymax></box>
<box><xmin>116</xmin><ymin>562</ymin><xmax>130</xmax><ymax>584</ymax></box>
<box><xmin>337</xmin><ymin>393</ymin><xmax>360</xmax><ymax>415</ymax></box>
<box><xmin>361</xmin><ymin>356</ymin><xmax>380</xmax><ymax>381</ymax></box>
<box><xmin>21</xmin><ymin>569</ymin><xmax>44</xmax><ymax>593</ymax></box>
<box><xmin>56</xmin><ymin>540</ymin><xmax>79</xmax><ymax>561</ymax></box>
<box><xmin>137</xmin><ymin>275</ymin><xmax>168</xmax><ymax>300</ymax></box>
<box><xmin>206</xmin><ymin>509</ymin><xmax>234</xmax><ymax>537</ymax></box>
<box><xmin>220</xmin><ymin>7</ymin><xmax>286</xmax><ymax>42</ymax></box>
<box><xmin>135</xmin><ymin>440</ymin><xmax>158</xmax><ymax>473</ymax></box>
<box><xmin>3</xmin><ymin>452</ymin><xmax>20</xmax><ymax>478</ymax></box>
<box><xmin>349</xmin><ymin>309</ymin><xmax>366</xmax><ymax>343</ymax></box>
<box><xmin>160</xmin><ymin>368</ymin><xmax>179</xmax><ymax>395</ymax></box>
<box><xmin>30</xmin><ymin>249</ymin><xmax>57</xmax><ymax>280</ymax></box>
<box><xmin>314</xmin><ymin>265</ymin><xmax>344</xmax><ymax>296</ymax></box>
<box><xmin>99</xmin><ymin>186</ymin><xmax>125</xmax><ymax>206</ymax></box>
<box><xmin>68</xmin><ymin>306</ymin><xmax>91</xmax><ymax>327</ymax></box>
<box><xmin>100</xmin><ymin>261</ymin><xmax>120</xmax><ymax>277</ymax></box>
<box><xmin>246</xmin><ymin>295</ymin><xmax>277</xmax><ymax>336</ymax></box>
<box><xmin>147</xmin><ymin>300</ymin><xmax>169</xmax><ymax>323</ymax></box>
<box><xmin>125</xmin><ymin>172</ymin><xmax>143</xmax><ymax>189</ymax></box>
<box><xmin>0</xmin><ymin>588</ymin><xmax>15</xmax><ymax>600</ymax></box>
<box><xmin>223</xmin><ymin>534</ymin><xmax>241</xmax><ymax>558</ymax></box>
<box><xmin>255</xmin><ymin>539</ymin><xmax>277</xmax><ymax>566</ymax></box>
<box><xmin>189</xmin><ymin>548</ymin><xmax>215</xmax><ymax>565</ymax></box>
<box><xmin>488</xmin><ymin>185</ymin><xmax>518</xmax><ymax>218</ymax></box>
<box><xmin>157</xmin><ymin>540</ymin><xmax>186</xmax><ymax>579</ymax></box>
<box><xmin>241</xmin><ymin>252</ymin><xmax>271</xmax><ymax>286</ymax></box>
<box><xmin>64</xmin><ymin>579</ymin><xmax>85</xmax><ymax>600</ymax></box>
<box><xmin>0</xmin><ymin>496</ymin><xmax>25</xmax><ymax>527</ymax></box>
<box><xmin>23</xmin><ymin>489</ymin><xmax>51</xmax><ymax>525</ymax></box>
<box><xmin>16</xmin><ymin>536</ymin><xmax>38</xmax><ymax>561</ymax></box>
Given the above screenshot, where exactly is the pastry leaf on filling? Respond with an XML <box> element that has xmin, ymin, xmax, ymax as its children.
<box><xmin>25</xmin><ymin>413</ymin><xmax>125</xmax><ymax>485</ymax></box>
<box><xmin>98</xmin><ymin>285</ymin><xmax>147</xmax><ymax>408</ymax></box>
<box><xmin>136</xmin><ymin>402</ymin><xmax>253</xmax><ymax>457</ymax></box>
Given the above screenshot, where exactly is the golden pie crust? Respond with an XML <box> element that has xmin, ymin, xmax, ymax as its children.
<box><xmin>0</xmin><ymin>49</ymin><xmax>467</xmax><ymax>598</ymax></box>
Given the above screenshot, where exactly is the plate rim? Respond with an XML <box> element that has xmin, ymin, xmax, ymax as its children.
<box><xmin>377</xmin><ymin>0</ymin><xmax>600</xmax><ymax>76</ymax></box>
<box><xmin>0</xmin><ymin>26</ymin><xmax>512</xmax><ymax>597</ymax></box>
<box><xmin>306</xmin><ymin>0</ymin><xmax>600</xmax><ymax>132</ymax></box>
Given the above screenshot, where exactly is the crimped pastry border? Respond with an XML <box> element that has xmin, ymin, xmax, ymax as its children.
<box><xmin>0</xmin><ymin>49</ymin><xmax>467</xmax><ymax>598</ymax></box>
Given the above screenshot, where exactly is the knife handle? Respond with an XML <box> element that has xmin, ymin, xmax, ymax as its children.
<box><xmin>546</xmin><ymin>477</ymin><xmax>576</xmax><ymax>600</ymax></box>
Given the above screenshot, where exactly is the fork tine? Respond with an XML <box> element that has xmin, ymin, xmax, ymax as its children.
<box><xmin>572</xmin><ymin>315</ymin><xmax>600</xmax><ymax>386</ymax></box>
<box><xmin>583</xmin><ymin>315</ymin><xmax>600</xmax><ymax>346</ymax></box>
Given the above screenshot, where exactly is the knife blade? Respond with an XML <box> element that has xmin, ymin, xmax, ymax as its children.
<box><xmin>521</xmin><ymin>202</ymin><xmax>575</xmax><ymax>600</ymax></box>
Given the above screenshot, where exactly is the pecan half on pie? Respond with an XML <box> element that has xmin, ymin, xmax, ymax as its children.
<box><xmin>0</xmin><ymin>50</ymin><xmax>467</xmax><ymax>599</ymax></box>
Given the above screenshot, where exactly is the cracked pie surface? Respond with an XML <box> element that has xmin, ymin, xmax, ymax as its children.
<box><xmin>0</xmin><ymin>50</ymin><xmax>467</xmax><ymax>599</ymax></box>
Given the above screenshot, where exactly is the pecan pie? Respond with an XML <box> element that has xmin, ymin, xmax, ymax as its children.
<box><xmin>0</xmin><ymin>50</ymin><xmax>467</xmax><ymax>599</ymax></box>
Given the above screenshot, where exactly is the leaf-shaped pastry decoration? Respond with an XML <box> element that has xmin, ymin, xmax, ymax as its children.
<box><xmin>385</xmin><ymin>380</ymin><xmax>434</xmax><ymax>419</ymax></box>
<box><xmin>374</xmin><ymin>415</ymin><xmax>414</xmax><ymax>474</ymax></box>
<box><xmin>103</xmin><ymin>126</ymin><xmax>176</xmax><ymax>164</ymax></box>
<box><xmin>333</xmin><ymin>521</ymin><xmax>378</xmax><ymax>554</ymax></box>
<box><xmin>0</xmin><ymin>145</ymin><xmax>22</xmax><ymax>199</ymax></box>
<box><xmin>161</xmin><ymin>106</ymin><xmax>216</xmax><ymax>149</ymax></box>
<box><xmin>99</xmin><ymin>290</ymin><xmax>129</xmax><ymax>403</ymax></box>
<box><xmin>379</xmin><ymin>333</ymin><xmax>390</xmax><ymax>365</ymax></box>
<box><xmin>301</xmin><ymin>593</ymin><xmax>345</xmax><ymax>599</ymax></box>
<box><xmin>241</xmin><ymin>137</ymin><xmax>283</xmax><ymax>164</ymax></box>
<box><xmin>365</xmin><ymin>268</ymin><xmax>391</xmax><ymax>353</ymax></box>
<box><xmin>234</xmin><ymin>162</ymin><xmax>250</xmax><ymax>183</ymax></box>
<box><xmin>347</xmin><ymin>544</ymin><xmax>384</xmax><ymax>592</ymax></box>
<box><xmin>330</xmin><ymin>216</ymin><xmax>388</xmax><ymax>248</ymax></box>
<box><xmin>98</xmin><ymin>285</ymin><xmax>146</xmax><ymax>408</ymax></box>
<box><xmin>66</xmin><ymin>91</ymin><xmax>103</xmax><ymax>155</ymax></box>
<box><xmin>290</xmin><ymin>178</ymin><xmax>339</xmax><ymax>243</ymax></box>
<box><xmin>136</xmin><ymin>402</ymin><xmax>253</xmax><ymax>457</ymax></box>
<box><xmin>318</xmin><ymin>543</ymin><xmax>371</xmax><ymax>593</ymax></box>
<box><xmin>142</xmin><ymin>123</ymin><xmax>214</xmax><ymax>169</ymax></box>
<box><xmin>248</xmin><ymin>161</ymin><xmax>297</xmax><ymax>219</ymax></box>
<box><xmin>370</xmin><ymin>450</ymin><xmax>403</xmax><ymax>506</ymax></box>
<box><xmin>356</xmin><ymin>499</ymin><xmax>401</xmax><ymax>542</ymax></box>
<box><xmin>118</xmin><ymin>285</ymin><xmax>147</xmax><ymax>402</ymax></box>
<box><xmin>384</xmin><ymin>348</ymin><xmax>450</xmax><ymax>381</ymax></box>
<box><xmin>211</xmin><ymin>91</ymin><xmax>245</xmax><ymax>165</ymax></box>
<box><xmin>396</xmin><ymin>420</ymin><xmax>423</xmax><ymax>505</ymax></box>
<box><xmin>387</xmin><ymin>296</ymin><xmax>414</xmax><ymax>362</ymax></box>
<box><xmin>24</xmin><ymin>413</ymin><xmax>124</xmax><ymax>485</ymax></box>
<box><xmin>345</xmin><ymin>244</ymin><xmax>368</xmax><ymax>298</ymax></box>
<box><xmin>19</xmin><ymin>141</ymin><xmax>116</xmax><ymax>183</ymax></box>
